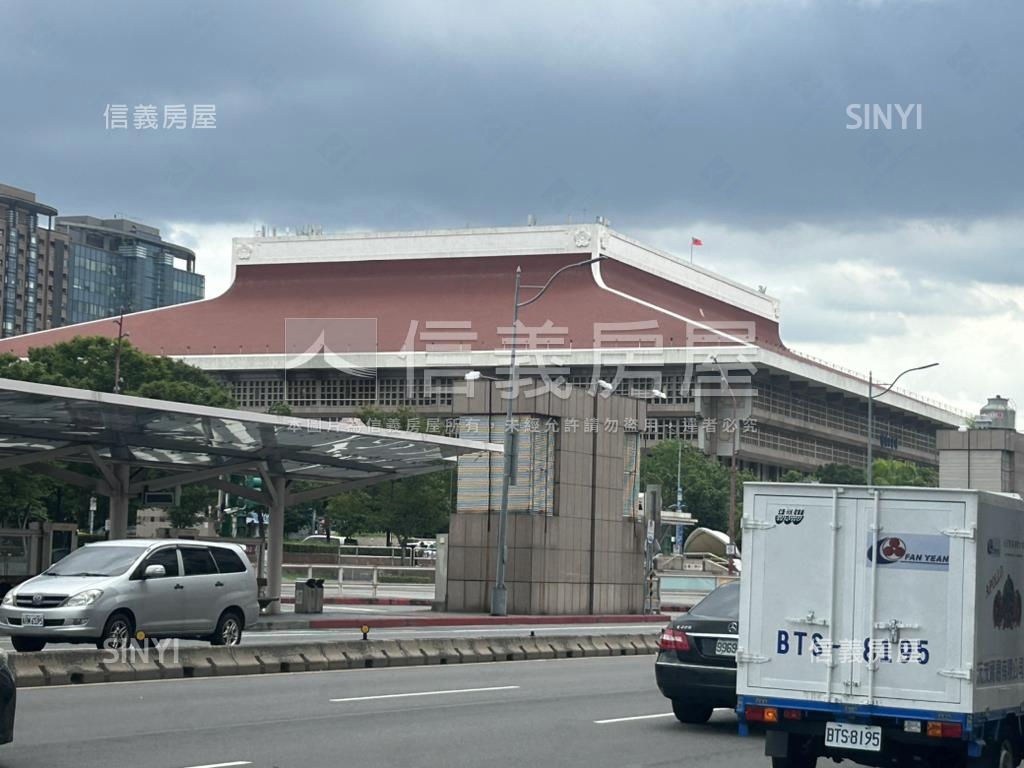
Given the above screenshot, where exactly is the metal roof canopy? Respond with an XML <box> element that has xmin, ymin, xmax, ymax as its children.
<box><xmin>0</xmin><ymin>377</ymin><xmax>501</xmax><ymax>613</ymax></box>
<box><xmin>0</xmin><ymin>377</ymin><xmax>501</xmax><ymax>512</ymax></box>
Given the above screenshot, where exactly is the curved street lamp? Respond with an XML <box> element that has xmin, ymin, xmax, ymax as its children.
<box><xmin>490</xmin><ymin>256</ymin><xmax>605</xmax><ymax>616</ymax></box>
<box><xmin>866</xmin><ymin>363</ymin><xmax>939</xmax><ymax>485</ymax></box>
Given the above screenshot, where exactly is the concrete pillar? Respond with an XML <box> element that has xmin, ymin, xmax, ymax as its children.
<box><xmin>267</xmin><ymin>476</ymin><xmax>286</xmax><ymax>615</ymax></box>
<box><xmin>109</xmin><ymin>464</ymin><xmax>130</xmax><ymax>539</ymax></box>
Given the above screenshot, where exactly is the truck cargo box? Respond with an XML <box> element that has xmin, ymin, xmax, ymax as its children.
<box><xmin>737</xmin><ymin>483</ymin><xmax>1024</xmax><ymax>766</ymax></box>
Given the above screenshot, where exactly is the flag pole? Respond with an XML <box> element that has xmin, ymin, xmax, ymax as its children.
<box><xmin>690</xmin><ymin>241</ymin><xmax>694</xmax><ymax>263</ymax></box>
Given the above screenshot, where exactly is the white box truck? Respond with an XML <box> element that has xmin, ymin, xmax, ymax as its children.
<box><xmin>737</xmin><ymin>483</ymin><xmax>1024</xmax><ymax>768</ymax></box>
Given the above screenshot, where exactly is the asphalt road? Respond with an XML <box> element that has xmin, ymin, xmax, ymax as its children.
<box><xmin>0</xmin><ymin>621</ymin><xmax>666</xmax><ymax>650</ymax></box>
<box><xmin>2</xmin><ymin>656</ymin><xmax>768</xmax><ymax>768</ymax></box>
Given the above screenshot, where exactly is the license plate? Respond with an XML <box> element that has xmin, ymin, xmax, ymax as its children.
<box><xmin>825</xmin><ymin>722</ymin><xmax>882</xmax><ymax>752</ymax></box>
<box><xmin>23</xmin><ymin>613</ymin><xmax>44</xmax><ymax>627</ymax></box>
<box><xmin>715</xmin><ymin>638</ymin><xmax>738</xmax><ymax>656</ymax></box>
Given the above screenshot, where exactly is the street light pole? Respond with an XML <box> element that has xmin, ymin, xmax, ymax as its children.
<box><xmin>711</xmin><ymin>356</ymin><xmax>739</xmax><ymax>574</ymax></box>
<box><xmin>865</xmin><ymin>362</ymin><xmax>939</xmax><ymax>485</ymax></box>
<box><xmin>491</xmin><ymin>256</ymin><xmax>605</xmax><ymax>616</ymax></box>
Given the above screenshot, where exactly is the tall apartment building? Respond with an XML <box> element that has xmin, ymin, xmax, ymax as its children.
<box><xmin>56</xmin><ymin>216</ymin><xmax>204</xmax><ymax>323</ymax></box>
<box><xmin>0</xmin><ymin>184</ymin><xmax>71</xmax><ymax>337</ymax></box>
<box><xmin>0</xmin><ymin>183</ymin><xmax>206</xmax><ymax>338</ymax></box>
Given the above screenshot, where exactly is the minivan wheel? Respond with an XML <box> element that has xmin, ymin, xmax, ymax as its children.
<box><xmin>11</xmin><ymin>636</ymin><xmax>46</xmax><ymax>652</ymax></box>
<box><xmin>211</xmin><ymin>610</ymin><xmax>243</xmax><ymax>646</ymax></box>
<box><xmin>97</xmin><ymin>612</ymin><xmax>134</xmax><ymax>650</ymax></box>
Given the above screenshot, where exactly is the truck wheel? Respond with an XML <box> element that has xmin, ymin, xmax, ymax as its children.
<box><xmin>771</xmin><ymin>756</ymin><xmax>817</xmax><ymax>768</ymax></box>
<box><xmin>771</xmin><ymin>734</ymin><xmax>818</xmax><ymax>768</ymax></box>
<box><xmin>968</xmin><ymin>736</ymin><xmax>1015</xmax><ymax>768</ymax></box>
<box><xmin>671</xmin><ymin>699</ymin><xmax>713</xmax><ymax>724</ymax></box>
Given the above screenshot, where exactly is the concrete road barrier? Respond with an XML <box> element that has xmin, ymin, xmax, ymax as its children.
<box><xmin>9</xmin><ymin>633</ymin><xmax>658</xmax><ymax>687</ymax></box>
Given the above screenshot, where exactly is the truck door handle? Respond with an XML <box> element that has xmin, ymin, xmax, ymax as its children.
<box><xmin>215</xmin><ymin>581</ymin><xmax>224</xmax><ymax>587</ymax></box>
<box><xmin>174</xmin><ymin>584</ymin><xmax>184</xmax><ymax>590</ymax></box>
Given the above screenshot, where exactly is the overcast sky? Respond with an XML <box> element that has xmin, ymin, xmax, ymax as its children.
<box><xmin>3</xmin><ymin>0</ymin><xmax>1021</xmax><ymax>412</ymax></box>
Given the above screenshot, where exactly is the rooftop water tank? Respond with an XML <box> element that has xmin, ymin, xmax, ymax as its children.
<box><xmin>979</xmin><ymin>395</ymin><xmax>1016</xmax><ymax>430</ymax></box>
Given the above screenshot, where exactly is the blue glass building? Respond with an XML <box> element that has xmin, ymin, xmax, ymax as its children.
<box><xmin>57</xmin><ymin>216</ymin><xmax>204</xmax><ymax>323</ymax></box>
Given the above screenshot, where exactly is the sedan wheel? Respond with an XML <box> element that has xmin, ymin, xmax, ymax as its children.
<box><xmin>672</xmin><ymin>699</ymin><xmax>713</xmax><ymax>724</ymax></box>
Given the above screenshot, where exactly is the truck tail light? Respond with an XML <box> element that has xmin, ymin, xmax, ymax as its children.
<box><xmin>926</xmin><ymin>721</ymin><xmax>963</xmax><ymax>738</ymax></box>
<box><xmin>658</xmin><ymin>628</ymin><xmax>691</xmax><ymax>652</ymax></box>
<box><xmin>783</xmin><ymin>709</ymin><xmax>803</xmax><ymax>720</ymax></box>
<box><xmin>744</xmin><ymin>706</ymin><xmax>778</xmax><ymax>723</ymax></box>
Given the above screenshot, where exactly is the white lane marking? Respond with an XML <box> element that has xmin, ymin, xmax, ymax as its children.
<box><xmin>594</xmin><ymin>713</ymin><xmax>675</xmax><ymax>724</ymax></box>
<box><xmin>183</xmin><ymin>762</ymin><xmax>252</xmax><ymax>768</ymax></box>
<box><xmin>330</xmin><ymin>685</ymin><xmax>519</xmax><ymax>703</ymax></box>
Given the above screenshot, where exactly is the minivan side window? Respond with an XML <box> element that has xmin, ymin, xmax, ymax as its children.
<box><xmin>180</xmin><ymin>547</ymin><xmax>218</xmax><ymax>576</ymax></box>
<box><xmin>135</xmin><ymin>547</ymin><xmax>179</xmax><ymax>579</ymax></box>
<box><xmin>210</xmin><ymin>547</ymin><xmax>247</xmax><ymax>574</ymax></box>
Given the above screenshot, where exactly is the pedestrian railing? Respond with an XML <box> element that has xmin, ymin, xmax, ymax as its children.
<box><xmin>282</xmin><ymin>563</ymin><xmax>436</xmax><ymax>599</ymax></box>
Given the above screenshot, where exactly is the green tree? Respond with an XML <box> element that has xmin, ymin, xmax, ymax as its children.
<box><xmin>382</xmin><ymin>472</ymin><xmax>453</xmax><ymax>554</ymax></box>
<box><xmin>814</xmin><ymin>463</ymin><xmax>866</xmax><ymax>485</ymax></box>
<box><xmin>640</xmin><ymin>440</ymin><xmax>756</xmax><ymax>534</ymax></box>
<box><xmin>325</xmin><ymin>489</ymin><xmax>376</xmax><ymax>539</ymax></box>
<box><xmin>0</xmin><ymin>336</ymin><xmax>234</xmax><ymax>407</ymax></box>
<box><xmin>168</xmin><ymin>483</ymin><xmax>218</xmax><ymax>529</ymax></box>
<box><xmin>780</xmin><ymin>469</ymin><xmax>811</xmax><ymax>483</ymax></box>
<box><xmin>0</xmin><ymin>469</ymin><xmax>56</xmax><ymax>528</ymax></box>
<box><xmin>872</xmin><ymin>459</ymin><xmax>938</xmax><ymax>487</ymax></box>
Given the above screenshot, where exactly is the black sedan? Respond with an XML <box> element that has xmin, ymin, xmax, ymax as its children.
<box><xmin>655</xmin><ymin>580</ymin><xmax>739</xmax><ymax>723</ymax></box>
<box><xmin>0</xmin><ymin>649</ymin><xmax>14</xmax><ymax>743</ymax></box>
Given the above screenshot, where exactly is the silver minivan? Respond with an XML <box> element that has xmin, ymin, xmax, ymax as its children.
<box><xmin>0</xmin><ymin>539</ymin><xmax>259</xmax><ymax>652</ymax></box>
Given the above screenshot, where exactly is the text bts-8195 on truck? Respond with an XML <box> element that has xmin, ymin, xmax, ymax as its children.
<box><xmin>737</xmin><ymin>483</ymin><xmax>1024</xmax><ymax>768</ymax></box>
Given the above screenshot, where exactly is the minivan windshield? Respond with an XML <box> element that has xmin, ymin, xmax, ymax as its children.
<box><xmin>42</xmin><ymin>546</ymin><xmax>143</xmax><ymax>577</ymax></box>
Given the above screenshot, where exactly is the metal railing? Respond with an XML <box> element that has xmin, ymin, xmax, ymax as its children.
<box><xmin>787</xmin><ymin>349</ymin><xmax>971</xmax><ymax>417</ymax></box>
<box><xmin>283</xmin><ymin>563</ymin><xmax>435</xmax><ymax>600</ymax></box>
<box><xmin>741</xmin><ymin>428</ymin><xmax>866</xmax><ymax>466</ymax></box>
<box><xmin>754</xmin><ymin>384</ymin><xmax>937</xmax><ymax>453</ymax></box>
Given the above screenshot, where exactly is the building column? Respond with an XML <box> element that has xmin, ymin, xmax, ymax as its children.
<box><xmin>267</xmin><ymin>476</ymin><xmax>286</xmax><ymax>615</ymax></box>
<box><xmin>109</xmin><ymin>463</ymin><xmax>130</xmax><ymax>539</ymax></box>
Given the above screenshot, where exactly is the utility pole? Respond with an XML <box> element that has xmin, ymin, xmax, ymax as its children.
<box><xmin>112</xmin><ymin>307</ymin><xmax>128</xmax><ymax>394</ymax></box>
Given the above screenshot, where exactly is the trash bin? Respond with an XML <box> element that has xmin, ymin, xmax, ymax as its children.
<box><xmin>311</xmin><ymin>579</ymin><xmax>325</xmax><ymax>613</ymax></box>
<box><xmin>295</xmin><ymin>578</ymin><xmax>324</xmax><ymax>614</ymax></box>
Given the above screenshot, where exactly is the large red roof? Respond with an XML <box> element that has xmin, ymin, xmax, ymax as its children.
<box><xmin>0</xmin><ymin>253</ymin><xmax>783</xmax><ymax>357</ymax></box>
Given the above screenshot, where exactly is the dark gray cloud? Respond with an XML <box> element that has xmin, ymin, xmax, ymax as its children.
<box><xmin>2</xmin><ymin>0</ymin><xmax>1021</xmax><ymax>233</ymax></box>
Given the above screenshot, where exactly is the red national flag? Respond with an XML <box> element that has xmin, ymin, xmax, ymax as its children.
<box><xmin>691</xmin><ymin>237</ymin><xmax>703</xmax><ymax>247</ymax></box>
